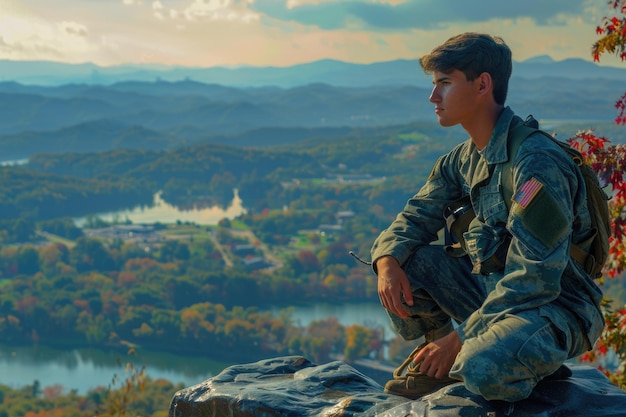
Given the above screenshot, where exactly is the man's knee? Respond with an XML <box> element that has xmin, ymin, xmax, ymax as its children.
<box><xmin>452</xmin><ymin>352</ymin><xmax>535</xmax><ymax>401</ymax></box>
<box><xmin>451</xmin><ymin>313</ymin><xmax>569</xmax><ymax>401</ymax></box>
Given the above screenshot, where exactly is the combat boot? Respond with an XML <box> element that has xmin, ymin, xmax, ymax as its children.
<box><xmin>384</xmin><ymin>342</ymin><xmax>459</xmax><ymax>400</ymax></box>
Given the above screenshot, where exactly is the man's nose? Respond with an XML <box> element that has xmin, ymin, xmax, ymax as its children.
<box><xmin>429</xmin><ymin>87</ymin><xmax>439</xmax><ymax>103</ymax></box>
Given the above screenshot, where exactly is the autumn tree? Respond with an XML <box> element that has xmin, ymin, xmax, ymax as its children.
<box><xmin>593</xmin><ymin>0</ymin><xmax>626</xmax><ymax>126</ymax></box>
<box><xmin>580</xmin><ymin>0</ymin><xmax>626</xmax><ymax>391</ymax></box>
<box><xmin>344</xmin><ymin>324</ymin><xmax>375</xmax><ymax>362</ymax></box>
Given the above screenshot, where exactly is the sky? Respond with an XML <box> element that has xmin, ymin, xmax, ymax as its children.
<box><xmin>0</xmin><ymin>0</ymin><xmax>624</xmax><ymax>69</ymax></box>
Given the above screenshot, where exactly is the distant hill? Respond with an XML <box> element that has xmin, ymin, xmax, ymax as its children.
<box><xmin>0</xmin><ymin>54</ymin><xmax>625</xmax><ymax>161</ymax></box>
<box><xmin>0</xmin><ymin>75</ymin><xmax>624</xmax><ymax>162</ymax></box>
<box><xmin>1</xmin><ymin>56</ymin><xmax>625</xmax><ymax>88</ymax></box>
<box><xmin>0</xmin><ymin>82</ymin><xmax>432</xmax><ymax>137</ymax></box>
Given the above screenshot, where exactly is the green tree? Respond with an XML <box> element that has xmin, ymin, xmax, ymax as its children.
<box><xmin>31</xmin><ymin>380</ymin><xmax>40</xmax><ymax>398</ymax></box>
<box><xmin>16</xmin><ymin>246</ymin><xmax>40</xmax><ymax>275</ymax></box>
<box><xmin>71</xmin><ymin>237</ymin><xmax>116</xmax><ymax>272</ymax></box>
<box><xmin>12</xmin><ymin>218</ymin><xmax>35</xmax><ymax>242</ymax></box>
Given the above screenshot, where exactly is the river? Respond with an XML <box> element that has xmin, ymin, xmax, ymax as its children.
<box><xmin>0</xmin><ymin>343</ymin><xmax>223</xmax><ymax>394</ymax></box>
<box><xmin>0</xmin><ymin>191</ymin><xmax>396</xmax><ymax>394</ymax></box>
<box><xmin>0</xmin><ymin>302</ymin><xmax>392</xmax><ymax>394</ymax></box>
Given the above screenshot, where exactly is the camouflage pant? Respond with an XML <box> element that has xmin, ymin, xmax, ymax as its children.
<box><xmin>388</xmin><ymin>245</ymin><xmax>587</xmax><ymax>401</ymax></box>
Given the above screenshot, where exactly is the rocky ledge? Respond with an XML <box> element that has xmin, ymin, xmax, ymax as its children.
<box><xmin>169</xmin><ymin>355</ymin><xmax>626</xmax><ymax>416</ymax></box>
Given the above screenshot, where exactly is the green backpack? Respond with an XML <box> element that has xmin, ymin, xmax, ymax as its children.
<box><xmin>446</xmin><ymin>115</ymin><xmax>611</xmax><ymax>278</ymax></box>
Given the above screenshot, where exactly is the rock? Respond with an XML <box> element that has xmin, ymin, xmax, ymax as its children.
<box><xmin>169</xmin><ymin>355</ymin><xmax>626</xmax><ymax>416</ymax></box>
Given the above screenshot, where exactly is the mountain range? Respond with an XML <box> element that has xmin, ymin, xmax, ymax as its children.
<box><xmin>1</xmin><ymin>55</ymin><xmax>625</xmax><ymax>88</ymax></box>
<box><xmin>0</xmin><ymin>56</ymin><xmax>625</xmax><ymax>162</ymax></box>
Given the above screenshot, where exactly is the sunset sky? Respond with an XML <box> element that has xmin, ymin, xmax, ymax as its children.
<box><xmin>0</xmin><ymin>0</ymin><xmax>623</xmax><ymax>68</ymax></box>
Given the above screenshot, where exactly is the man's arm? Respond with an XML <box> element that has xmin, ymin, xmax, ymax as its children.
<box><xmin>413</xmin><ymin>330</ymin><xmax>462</xmax><ymax>379</ymax></box>
<box><xmin>375</xmin><ymin>255</ymin><xmax>414</xmax><ymax>319</ymax></box>
<box><xmin>371</xmin><ymin>147</ymin><xmax>466</xmax><ymax>318</ymax></box>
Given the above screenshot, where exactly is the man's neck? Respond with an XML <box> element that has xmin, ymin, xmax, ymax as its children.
<box><xmin>464</xmin><ymin>105</ymin><xmax>504</xmax><ymax>151</ymax></box>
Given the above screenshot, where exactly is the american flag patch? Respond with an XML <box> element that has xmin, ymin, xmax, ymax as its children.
<box><xmin>513</xmin><ymin>178</ymin><xmax>543</xmax><ymax>209</ymax></box>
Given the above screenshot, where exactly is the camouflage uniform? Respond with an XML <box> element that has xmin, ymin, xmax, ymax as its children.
<box><xmin>371</xmin><ymin>107</ymin><xmax>604</xmax><ymax>402</ymax></box>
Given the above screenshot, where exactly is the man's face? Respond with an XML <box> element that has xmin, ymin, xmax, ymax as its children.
<box><xmin>429</xmin><ymin>69</ymin><xmax>480</xmax><ymax>127</ymax></box>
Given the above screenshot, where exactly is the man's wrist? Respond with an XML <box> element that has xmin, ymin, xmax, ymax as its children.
<box><xmin>374</xmin><ymin>255</ymin><xmax>399</xmax><ymax>274</ymax></box>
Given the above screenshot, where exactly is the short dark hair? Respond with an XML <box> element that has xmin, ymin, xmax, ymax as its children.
<box><xmin>419</xmin><ymin>32</ymin><xmax>512</xmax><ymax>105</ymax></box>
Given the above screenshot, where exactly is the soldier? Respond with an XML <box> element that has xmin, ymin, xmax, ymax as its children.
<box><xmin>371</xmin><ymin>32</ymin><xmax>604</xmax><ymax>401</ymax></box>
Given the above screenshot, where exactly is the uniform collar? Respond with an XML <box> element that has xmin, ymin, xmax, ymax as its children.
<box><xmin>478</xmin><ymin>106</ymin><xmax>516</xmax><ymax>165</ymax></box>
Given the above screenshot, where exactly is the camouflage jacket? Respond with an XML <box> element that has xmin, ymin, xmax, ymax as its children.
<box><xmin>371</xmin><ymin>107</ymin><xmax>604</xmax><ymax>350</ymax></box>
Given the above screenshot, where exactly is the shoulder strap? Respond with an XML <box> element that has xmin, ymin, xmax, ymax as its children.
<box><xmin>501</xmin><ymin>116</ymin><xmax>542</xmax><ymax>211</ymax></box>
<box><xmin>500</xmin><ymin>115</ymin><xmax>598</xmax><ymax>274</ymax></box>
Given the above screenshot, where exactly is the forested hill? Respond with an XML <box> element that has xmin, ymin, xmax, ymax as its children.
<box><xmin>15</xmin><ymin>124</ymin><xmax>457</xmax><ymax>219</ymax></box>
<box><xmin>0</xmin><ymin>164</ymin><xmax>153</xmax><ymax>221</ymax></box>
<box><xmin>4</xmin><ymin>104</ymin><xmax>625</xmax><ymax>225</ymax></box>
<box><xmin>1</xmin><ymin>77</ymin><xmax>625</xmax><ymax>162</ymax></box>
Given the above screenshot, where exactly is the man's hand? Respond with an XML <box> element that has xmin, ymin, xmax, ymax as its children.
<box><xmin>376</xmin><ymin>256</ymin><xmax>413</xmax><ymax>318</ymax></box>
<box><xmin>413</xmin><ymin>330</ymin><xmax>462</xmax><ymax>379</ymax></box>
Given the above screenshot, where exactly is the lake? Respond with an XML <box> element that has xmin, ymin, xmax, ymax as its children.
<box><xmin>0</xmin><ymin>302</ymin><xmax>392</xmax><ymax>394</ymax></box>
<box><xmin>74</xmin><ymin>190</ymin><xmax>246</xmax><ymax>227</ymax></box>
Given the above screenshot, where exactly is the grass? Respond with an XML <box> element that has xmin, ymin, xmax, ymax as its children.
<box><xmin>290</xmin><ymin>231</ymin><xmax>330</xmax><ymax>249</ymax></box>
<box><xmin>397</xmin><ymin>132</ymin><xmax>427</xmax><ymax>141</ymax></box>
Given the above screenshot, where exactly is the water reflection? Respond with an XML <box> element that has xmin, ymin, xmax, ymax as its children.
<box><xmin>75</xmin><ymin>190</ymin><xmax>246</xmax><ymax>226</ymax></box>
<box><xmin>273</xmin><ymin>302</ymin><xmax>394</xmax><ymax>341</ymax></box>
<box><xmin>0</xmin><ymin>303</ymin><xmax>393</xmax><ymax>393</ymax></box>
<box><xmin>0</xmin><ymin>343</ymin><xmax>228</xmax><ymax>394</ymax></box>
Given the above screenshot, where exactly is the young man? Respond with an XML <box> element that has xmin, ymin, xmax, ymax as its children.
<box><xmin>371</xmin><ymin>33</ymin><xmax>604</xmax><ymax>402</ymax></box>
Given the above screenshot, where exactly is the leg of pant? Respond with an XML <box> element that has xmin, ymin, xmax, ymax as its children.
<box><xmin>387</xmin><ymin>245</ymin><xmax>491</xmax><ymax>341</ymax></box>
<box><xmin>450</xmin><ymin>308</ymin><xmax>570</xmax><ymax>402</ymax></box>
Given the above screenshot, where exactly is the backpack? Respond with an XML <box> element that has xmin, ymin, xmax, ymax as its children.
<box><xmin>445</xmin><ymin>115</ymin><xmax>611</xmax><ymax>279</ymax></box>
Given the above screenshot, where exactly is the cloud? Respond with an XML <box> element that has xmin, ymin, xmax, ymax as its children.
<box><xmin>124</xmin><ymin>0</ymin><xmax>261</xmax><ymax>23</ymax></box>
<box><xmin>0</xmin><ymin>0</ymin><xmax>615</xmax><ymax>68</ymax></box>
<box><xmin>252</xmin><ymin>0</ymin><xmax>592</xmax><ymax>31</ymax></box>
<box><xmin>120</xmin><ymin>0</ymin><xmax>260</xmax><ymax>23</ymax></box>
<box><xmin>182</xmin><ymin>0</ymin><xmax>259</xmax><ymax>22</ymax></box>
<box><xmin>59</xmin><ymin>21</ymin><xmax>88</xmax><ymax>37</ymax></box>
<box><xmin>286</xmin><ymin>0</ymin><xmax>408</xmax><ymax>8</ymax></box>
<box><xmin>152</xmin><ymin>0</ymin><xmax>165</xmax><ymax>19</ymax></box>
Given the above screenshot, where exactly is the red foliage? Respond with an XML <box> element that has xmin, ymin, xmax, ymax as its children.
<box><xmin>576</xmin><ymin>5</ymin><xmax>626</xmax><ymax>383</ymax></box>
<box><xmin>616</xmin><ymin>92</ymin><xmax>626</xmax><ymax>125</ymax></box>
<box><xmin>568</xmin><ymin>132</ymin><xmax>626</xmax><ymax>277</ymax></box>
<box><xmin>592</xmin><ymin>0</ymin><xmax>626</xmax><ymax>61</ymax></box>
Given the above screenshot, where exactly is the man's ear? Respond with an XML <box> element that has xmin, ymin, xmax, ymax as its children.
<box><xmin>476</xmin><ymin>72</ymin><xmax>492</xmax><ymax>97</ymax></box>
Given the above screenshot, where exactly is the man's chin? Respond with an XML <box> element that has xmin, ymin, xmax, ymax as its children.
<box><xmin>438</xmin><ymin>118</ymin><xmax>456</xmax><ymax>127</ymax></box>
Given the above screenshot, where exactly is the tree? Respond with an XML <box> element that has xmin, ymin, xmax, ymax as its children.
<box><xmin>39</xmin><ymin>243</ymin><xmax>70</xmax><ymax>276</ymax></box>
<box><xmin>12</xmin><ymin>218</ymin><xmax>35</xmax><ymax>242</ymax></box>
<box><xmin>16</xmin><ymin>246</ymin><xmax>40</xmax><ymax>275</ymax></box>
<box><xmin>593</xmin><ymin>0</ymin><xmax>626</xmax><ymax>126</ymax></box>
<box><xmin>344</xmin><ymin>325</ymin><xmax>373</xmax><ymax>362</ymax></box>
<box><xmin>31</xmin><ymin>380</ymin><xmax>41</xmax><ymax>398</ymax></box>
<box><xmin>70</xmin><ymin>238</ymin><xmax>116</xmax><ymax>272</ymax></box>
<box><xmin>581</xmin><ymin>0</ymin><xmax>626</xmax><ymax>391</ymax></box>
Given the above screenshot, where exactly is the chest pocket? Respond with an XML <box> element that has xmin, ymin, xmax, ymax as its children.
<box><xmin>477</xmin><ymin>184</ymin><xmax>508</xmax><ymax>224</ymax></box>
<box><xmin>463</xmin><ymin>182</ymin><xmax>511</xmax><ymax>274</ymax></box>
